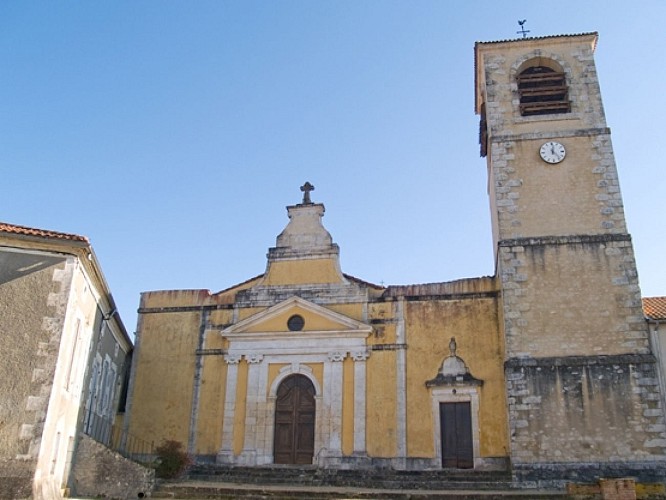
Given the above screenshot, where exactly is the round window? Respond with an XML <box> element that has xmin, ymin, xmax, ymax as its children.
<box><xmin>287</xmin><ymin>314</ymin><xmax>305</xmax><ymax>331</ymax></box>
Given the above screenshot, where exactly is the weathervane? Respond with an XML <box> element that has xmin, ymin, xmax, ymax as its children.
<box><xmin>517</xmin><ymin>19</ymin><xmax>530</xmax><ymax>39</ymax></box>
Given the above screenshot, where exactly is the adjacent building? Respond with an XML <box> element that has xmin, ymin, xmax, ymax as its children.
<box><xmin>645</xmin><ymin>297</ymin><xmax>666</xmax><ymax>418</ymax></box>
<box><xmin>0</xmin><ymin>223</ymin><xmax>139</xmax><ymax>498</ymax></box>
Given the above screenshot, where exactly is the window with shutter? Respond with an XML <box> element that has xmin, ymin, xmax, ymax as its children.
<box><xmin>517</xmin><ymin>66</ymin><xmax>570</xmax><ymax>116</ymax></box>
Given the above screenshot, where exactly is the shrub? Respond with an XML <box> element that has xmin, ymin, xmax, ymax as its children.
<box><xmin>154</xmin><ymin>440</ymin><xmax>192</xmax><ymax>479</ymax></box>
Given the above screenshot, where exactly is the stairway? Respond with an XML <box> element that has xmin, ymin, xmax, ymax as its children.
<box><xmin>152</xmin><ymin>465</ymin><xmax>568</xmax><ymax>499</ymax></box>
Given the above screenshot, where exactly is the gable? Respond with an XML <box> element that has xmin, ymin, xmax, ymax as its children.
<box><xmin>222</xmin><ymin>296</ymin><xmax>372</xmax><ymax>339</ymax></box>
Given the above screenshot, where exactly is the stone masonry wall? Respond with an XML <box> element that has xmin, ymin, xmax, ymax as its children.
<box><xmin>0</xmin><ymin>457</ymin><xmax>33</xmax><ymax>499</ymax></box>
<box><xmin>0</xmin><ymin>256</ymin><xmax>71</xmax><ymax>498</ymax></box>
<box><xmin>481</xmin><ymin>38</ymin><xmax>605</xmax><ymax>144</ymax></box>
<box><xmin>506</xmin><ymin>355</ymin><xmax>666</xmax><ymax>467</ymax></box>
<box><xmin>499</xmin><ymin>236</ymin><xmax>648</xmax><ymax>358</ymax></box>
<box><xmin>489</xmin><ymin>132</ymin><xmax>627</xmax><ymax>242</ymax></box>
<box><xmin>480</xmin><ymin>38</ymin><xmax>623</xmax><ymax>248</ymax></box>
<box><xmin>477</xmin><ymin>34</ymin><xmax>666</xmax><ymax>484</ymax></box>
<box><xmin>70</xmin><ymin>434</ymin><xmax>154</xmax><ymax>499</ymax></box>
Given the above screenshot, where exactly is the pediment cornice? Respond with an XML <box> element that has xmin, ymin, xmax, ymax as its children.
<box><xmin>220</xmin><ymin>296</ymin><xmax>372</xmax><ymax>340</ymax></box>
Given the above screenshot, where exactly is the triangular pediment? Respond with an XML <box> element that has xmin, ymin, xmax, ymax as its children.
<box><xmin>221</xmin><ymin>296</ymin><xmax>371</xmax><ymax>338</ymax></box>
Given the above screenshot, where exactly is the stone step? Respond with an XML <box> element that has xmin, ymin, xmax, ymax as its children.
<box><xmin>153</xmin><ymin>464</ymin><xmax>666</xmax><ymax>499</ymax></box>
<box><xmin>187</xmin><ymin>476</ymin><xmax>517</xmax><ymax>491</ymax></box>
<box><xmin>187</xmin><ymin>465</ymin><xmax>514</xmax><ymax>489</ymax></box>
<box><xmin>153</xmin><ymin>465</ymin><xmax>569</xmax><ymax>499</ymax></box>
<box><xmin>153</xmin><ymin>480</ymin><xmax>567</xmax><ymax>499</ymax></box>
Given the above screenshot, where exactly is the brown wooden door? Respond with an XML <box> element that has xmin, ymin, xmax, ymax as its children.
<box><xmin>273</xmin><ymin>375</ymin><xmax>316</xmax><ymax>464</ymax></box>
<box><xmin>440</xmin><ymin>402</ymin><xmax>473</xmax><ymax>469</ymax></box>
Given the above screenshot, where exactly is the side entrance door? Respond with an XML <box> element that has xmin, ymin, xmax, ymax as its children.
<box><xmin>440</xmin><ymin>402</ymin><xmax>473</xmax><ymax>469</ymax></box>
<box><xmin>273</xmin><ymin>375</ymin><xmax>316</xmax><ymax>464</ymax></box>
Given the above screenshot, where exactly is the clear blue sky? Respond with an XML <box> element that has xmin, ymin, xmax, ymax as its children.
<box><xmin>2</xmin><ymin>1</ymin><xmax>665</xmax><ymax>334</ymax></box>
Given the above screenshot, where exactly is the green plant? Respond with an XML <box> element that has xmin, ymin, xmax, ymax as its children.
<box><xmin>154</xmin><ymin>440</ymin><xmax>192</xmax><ymax>479</ymax></box>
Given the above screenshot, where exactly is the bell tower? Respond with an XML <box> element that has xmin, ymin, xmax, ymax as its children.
<box><xmin>475</xmin><ymin>33</ymin><xmax>666</xmax><ymax>483</ymax></box>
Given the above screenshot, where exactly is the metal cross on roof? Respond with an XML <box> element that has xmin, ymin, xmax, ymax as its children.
<box><xmin>300</xmin><ymin>181</ymin><xmax>315</xmax><ymax>204</ymax></box>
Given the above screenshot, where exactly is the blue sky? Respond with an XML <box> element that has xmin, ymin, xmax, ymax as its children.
<box><xmin>2</xmin><ymin>1</ymin><xmax>665</xmax><ymax>334</ymax></box>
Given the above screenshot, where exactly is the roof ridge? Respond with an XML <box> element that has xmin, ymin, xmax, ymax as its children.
<box><xmin>475</xmin><ymin>32</ymin><xmax>598</xmax><ymax>46</ymax></box>
<box><xmin>342</xmin><ymin>273</ymin><xmax>384</xmax><ymax>289</ymax></box>
<box><xmin>0</xmin><ymin>221</ymin><xmax>89</xmax><ymax>243</ymax></box>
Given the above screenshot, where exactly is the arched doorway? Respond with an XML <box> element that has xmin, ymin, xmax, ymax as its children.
<box><xmin>273</xmin><ymin>374</ymin><xmax>316</xmax><ymax>464</ymax></box>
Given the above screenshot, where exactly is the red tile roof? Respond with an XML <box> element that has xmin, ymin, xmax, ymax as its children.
<box><xmin>0</xmin><ymin>222</ymin><xmax>89</xmax><ymax>243</ymax></box>
<box><xmin>644</xmin><ymin>297</ymin><xmax>666</xmax><ymax>320</ymax></box>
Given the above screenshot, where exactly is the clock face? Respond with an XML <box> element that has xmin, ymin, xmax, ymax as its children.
<box><xmin>539</xmin><ymin>141</ymin><xmax>566</xmax><ymax>164</ymax></box>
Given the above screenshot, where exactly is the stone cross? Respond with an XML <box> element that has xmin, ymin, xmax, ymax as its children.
<box><xmin>300</xmin><ymin>182</ymin><xmax>315</xmax><ymax>204</ymax></box>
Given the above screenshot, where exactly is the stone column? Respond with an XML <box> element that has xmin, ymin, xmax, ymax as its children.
<box><xmin>216</xmin><ymin>353</ymin><xmax>241</xmax><ymax>464</ymax></box>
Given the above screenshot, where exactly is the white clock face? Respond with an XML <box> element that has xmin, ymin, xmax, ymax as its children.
<box><xmin>539</xmin><ymin>141</ymin><xmax>566</xmax><ymax>164</ymax></box>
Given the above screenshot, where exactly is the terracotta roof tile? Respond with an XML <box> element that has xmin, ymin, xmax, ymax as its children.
<box><xmin>343</xmin><ymin>273</ymin><xmax>384</xmax><ymax>290</ymax></box>
<box><xmin>643</xmin><ymin>297</ymin><xmax>666</xmax><ymax>320</ymax></box>
<box><xmin>0</xmin><ymin>222</ymin><xmax>89</xmax><ymax>243</ymax></box>
<box><xmin>214</xmin><ymin>273</ymin><xmax>265</xmax><ymax>295</ymax></box>
<box><xmin>474</xmin><ymin>32</ymin><xmax>598</xmax><ymax>47</ymax></box>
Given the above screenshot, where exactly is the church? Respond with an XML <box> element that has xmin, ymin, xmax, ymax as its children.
<box><xmin>123</xmin><ymin>32</ymin><xmax>666</xmax><ymax>486</ymax></box>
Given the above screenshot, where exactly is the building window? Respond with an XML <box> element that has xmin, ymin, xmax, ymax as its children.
<box><xmin>83</xmin><ymin>356</ymin><xmax>101</xmax><ymax>436</ymax></box>
<box><xmin>517</xmin><ymin>66</ymin><xmax>570</xmax><ymax>116</ymax></box>
<box><xmin>100</xmin><ymin>359</ymin><xmax>109</xmax><ymax>415</ymax></box>
<box><xmin>287</xmin><ymin>315</ymin><xmax>305</xmax><ymax>331</ymax></box>
<box><xmin>65</xmin><ymin>319</ymin><xmax>82</xmax><ymax>390</ymax></box>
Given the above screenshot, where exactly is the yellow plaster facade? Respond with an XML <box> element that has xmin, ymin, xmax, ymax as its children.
<box><xmin>262</xmin><ymin>259</ymin><xmax>344</xmax><ymax>286</ymax></box>
<box><xmin>125</xmin><ymin>200</ymin><xmax>508</xmax><ymax>470</ymax></box>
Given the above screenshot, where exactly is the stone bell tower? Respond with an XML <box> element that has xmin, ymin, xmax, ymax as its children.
<box><xmin>475</xmin><ymin>33</ymin><xmax>666</xmax><ymax>483</ymax></box>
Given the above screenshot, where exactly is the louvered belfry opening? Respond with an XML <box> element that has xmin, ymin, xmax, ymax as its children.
<box><xmin>517</xmin><ymin>66</ymin><xmax>570</xmax><ymax>116</ymax></box>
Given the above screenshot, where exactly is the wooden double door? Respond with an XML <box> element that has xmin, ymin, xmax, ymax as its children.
<box><xmin>273</xmin><ymin>375</ymin><xmax>316</xmax><ymax>464</ymax></box>
<box><xmin>440</xmin><ymin>402</ymin><xmax>473</xmax><ymax>469</ymax></box>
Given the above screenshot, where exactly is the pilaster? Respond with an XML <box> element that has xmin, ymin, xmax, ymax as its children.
<box><xmin>323</xmin><ymin>352</ymin><xmax>345</xmax><ymax>456</ymax></box>
<box><xmin>395</xmin><ymin>299</ymin><xmax>407</xmax><ymax>461</ymax></box>
<box><xmin>351</xmin><ymin>350</ymin><xmax>369</xmax><ymax>454</ymax></box>
<box><xmin>216</xmin><ymin>354</ymin><xmax>241</xmax><ymax>464</ymax></box>
<box><xmin>239</xmin><ymin>354</ymin><xmax>266</xmax><ymax>465</ymax></box>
